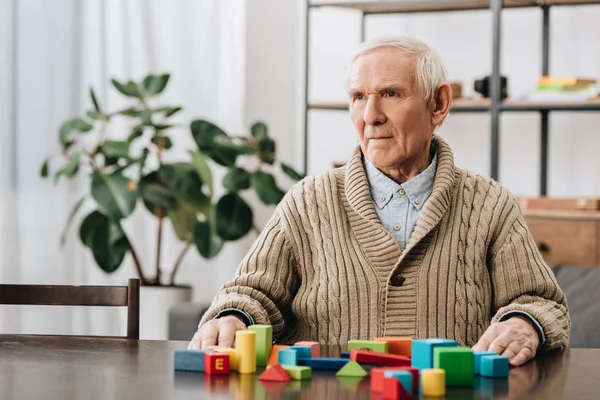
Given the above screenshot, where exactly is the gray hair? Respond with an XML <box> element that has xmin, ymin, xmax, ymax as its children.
<box><xmin>347</xmin><ymin>37</ymin><xmax>447</xmax><ymax>104</ymax></box>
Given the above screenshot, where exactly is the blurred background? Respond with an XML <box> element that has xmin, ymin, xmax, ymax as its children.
<box><xmin>1</xmin><ymin>0</ymin><xmax>599</xmax><ymax>341</ymax></box>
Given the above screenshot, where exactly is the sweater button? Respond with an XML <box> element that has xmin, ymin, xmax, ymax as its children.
<box><xmin>390</xmin><ymin>275</ymin><xmax>406</xmax><ymax>287</ymax></box>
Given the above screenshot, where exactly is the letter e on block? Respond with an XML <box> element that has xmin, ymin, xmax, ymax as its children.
<box><xmin>205</xmin><ymin>353</ymin><xmax>230</xmax><ymax>375</ymax></box>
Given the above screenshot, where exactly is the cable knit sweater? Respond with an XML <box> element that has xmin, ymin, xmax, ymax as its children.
<box><xmin>200</xmin><ymin>135</ymin><xmax>570</xmax><ymax>351</ymax></box>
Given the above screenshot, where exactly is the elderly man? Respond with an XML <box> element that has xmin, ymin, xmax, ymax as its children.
<box><xmin>189</xmin><ymin>37</ymin><xmax>570</xmax><ymax>367</ymax></box>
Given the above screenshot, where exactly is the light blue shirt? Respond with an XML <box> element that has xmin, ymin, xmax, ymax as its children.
<box><xmin>364</xmin><ymin>153</ymin><xmax>437</xmax><ymax>251</ymax></box>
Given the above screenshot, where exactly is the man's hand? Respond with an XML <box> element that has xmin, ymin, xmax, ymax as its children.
<box><xmin>187</xmin><ymin>315</ymin><xmax>247</xmax><ymax>350</ymax></box>
<box><xmin>472</xmin><ymin>316</ymin><xmax>540</xmax><ymax>367</ymax></box>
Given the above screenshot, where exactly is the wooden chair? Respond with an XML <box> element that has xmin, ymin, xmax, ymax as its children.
<box><xmin>0</xmin><ymin>278</ymin><xmax>140</xmax><ymax>339</ymax></box>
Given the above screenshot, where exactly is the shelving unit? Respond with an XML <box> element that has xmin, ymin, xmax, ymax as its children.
<box><xmin>304</xmin><ymin>0</ymin><xmax>600</xmax><ymax>196</ymax></box>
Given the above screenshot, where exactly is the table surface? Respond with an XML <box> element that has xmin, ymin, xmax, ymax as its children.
<box><xmin>0</xmin><ymin>335</ymin><xmax>597</xmax><ymax>400</ymax></box>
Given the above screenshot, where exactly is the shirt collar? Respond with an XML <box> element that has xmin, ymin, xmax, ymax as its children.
<box><xmin>364</xmin><ymin>151</ymin><xmax>438</xmax><ymax>211</ymax></box>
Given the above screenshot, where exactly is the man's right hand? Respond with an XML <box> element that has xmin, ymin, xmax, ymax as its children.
<box><xmin>187</xmin><ymin>315</ymin><xmax>247</xmax><ymax>350</ymax></box>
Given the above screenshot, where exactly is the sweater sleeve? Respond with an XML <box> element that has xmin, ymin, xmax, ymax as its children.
<box><xmin>489</xmin><ymin>212</ymin><xmax>571</xmax><ymax>352</ymax></box>
<box><xmin>198</xmin><ymin>208</ymin><xmax>298</xmax><ymax>339</ymax></box>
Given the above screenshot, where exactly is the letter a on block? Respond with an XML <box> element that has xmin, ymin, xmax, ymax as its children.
<box><xmin>336</xmin><ymin>360</ymin><xmax>368</xmax><ymax>378</ymax></box>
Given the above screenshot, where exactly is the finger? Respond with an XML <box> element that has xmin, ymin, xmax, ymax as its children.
<box><xmin>500</xmin><ymin>340</ymin><xmax>522</xmax><ymax>363</ymax></box>
<box><xmin>488</xmin><ymin>332</ymin><xmax>513</xmax><ymax>355</ymax></box>
<box><xmin>473</xmin><ymin>325</ymin><xmax>499</xmax><ymax>352</ymax></box>
<box><xmin>187</xmin><ymin>331</ymin><xmax>202</xmax><ymax>349</ymax></box>
<box><xmin>217</xmin><ymin>320</ymin><xmax>238</xmax><ymax>348</ymax></box>
<box><xmin>510</xmin><ymin>346</ymin><xmax>535</xmax><ymax>367</ymax></box>
<box><xmin>200</xmin><ymin>324</ymin><xmax>220</xmax><ymax>350</ymax></box>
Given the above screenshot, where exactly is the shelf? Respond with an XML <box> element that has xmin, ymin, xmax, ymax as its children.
<box><xmin>523</xmin><ymin>209</ymin><xmax>600</xmax><ymax>221</ymax></box>
<box><xmin>310</xmin><ymin>0</ymin><xmax>600</xmax><ymax>14</ymax></box>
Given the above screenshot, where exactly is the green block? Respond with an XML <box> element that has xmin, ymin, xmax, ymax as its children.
<box><xmin>347</xmin><ymin>340</ymin><xmax>388</xmax><ymax>353</ymax></box>
<box><xmin>282</xmin><ymin>365</ymin><xmax>312</xmax><ymax>380</ymax></box>
<box><xmin>248</xmin><ymin>325</ymin><xmax>272</xmax><ymax>367</ymax></box>
<box><xmin>336</xmin><ymin>360</ymin><xmax>368</xmax><ymax>378</ymax></box>
<box><xmin>433</xmin><ymin>346</ymin><xmax>474</xmax><ymax>386</ymax></box>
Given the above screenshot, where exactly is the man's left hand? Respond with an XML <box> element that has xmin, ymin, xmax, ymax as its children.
<box><xmin>472</xmin><ymin>316</ymin><xmax>539</xmax><ymax>367</ymax></box>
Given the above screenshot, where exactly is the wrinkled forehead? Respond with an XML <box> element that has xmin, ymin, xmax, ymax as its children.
<box><xmin>348</xmin><ymin>48</ymin><xmax>417</xmax><ymax>91</ymax></box>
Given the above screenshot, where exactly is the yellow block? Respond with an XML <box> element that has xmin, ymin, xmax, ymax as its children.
<box><xmin>216</xmin><ymin>348</ymin><xmax>238</xmax><ymax>371</ymax></box>
<box><xmin>422</xmin><ymin>368</ymin><xmax>445</xmax><ymax>397</ymax></box>
<box><xmin>235</xmin><ymin>330</ymin><xmax>256</xmax><ymax>374</ymax></box>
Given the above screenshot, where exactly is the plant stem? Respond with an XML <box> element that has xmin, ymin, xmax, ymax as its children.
<box><xmin>128</xmin><ymin>242</ymin><xmax>148</xmax><ymax>285</ymax></box>
<box><xmin>169</xmin><ymin>238</ymin><xmax>193</xmax><ymax>286</ymax></box>
<box><xmin>155</xmin><ymin>208</ymin><xmax>164</xmax><ymax>284</ymax></box>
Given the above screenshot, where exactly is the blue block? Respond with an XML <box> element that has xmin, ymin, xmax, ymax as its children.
<box><xmin>174</xmin><ymin>349</ymin><xmax>211</xmax><ymax>372</ymax></box>
<box><xmin>290</xmin><ymin>346</ymin><xmax>312</xmax><ymax>359</ymax></box>
<box><xmin>384</xmin><ymin>370</ymin><xmax>413</xmax><ymax>393</ymax></box>
<box><xmin>474</xmin><ymin>351</ymin><xmax>497</xmax><ymax>375</ymax></box>
<box><xmin>481</xmin><ymin>355</ymin><xmax>509</xmax><ymax>378</ymax></box>
<box><xmin>341</xmin><ymin>351</ymin><xmax>350</xmax><ymax>359</ymax></box>
<box><xmin>298</xmin><ymin>358</ymin><xmax>348</xmax><ymax>370</ymax></box>
<box><xmin>411</xmin><ymin>338</ymin><xmax>458</xmax><ymax>370</ymax></box>
<box><xmin>278</xmin><ymin>349</ymin><xmax>299</xmax><ymax>366</ymax></box>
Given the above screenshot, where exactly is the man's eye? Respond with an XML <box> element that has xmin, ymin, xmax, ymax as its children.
<box><xmin>386</xmin><ymin>91</ymin><xmax>397</xmax><ymax>97</ymax></box>
<box><xmin>356</xmin><ymin>94</ymin><xmax>365</xmax><ymax>101</ymax></box>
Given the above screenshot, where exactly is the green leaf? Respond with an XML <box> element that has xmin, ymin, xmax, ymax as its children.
<box><xmin>168</xmin><ymin>203</ymin><xmax>198</xmax><ymax>241</ymax></box>
<box><xmin>250</xmin><ymin>171</ymin><xmax>285</xmax><ymax>205</ymax></box>
<box><xmin>251</xmin><ymin>122</ymin><xmax>269</xmax><ymax>141</ymax></box>
<box><xmin>281</xmin><ymin>162</ymin><xmax>304</xmax><ymax>181</ymax></box>
<box><xmin>60</xmin><ymin>196</ymin><xmax>86</xmax><ymax>247</ymax></box>
<box><xmin>111</xmin><ymin>79</ymin><xmax>141</xmax><ymax>98</ymax></box>
<box><xmin>140</xmin><ymin>176</ymin><xmax>178</xmax><ymax>212</ymax></box>
<box><xmin>152</xmin><ymin>124</ymin><xmax>173</xmax><ymax>131</ymax></box>
<box><xmin>190</xmin><ymin>119</ymin><xmax>238</xmax><ymax>167</ymax></box>
<box><xmin>158</xmin><ymin>163</ymin><xmax>204</xmax><ymax>198</ymax></box>
<box><xmin>40</xmin><ymin>159</ymin><xmax>49</xmax><ymax>178</ymax></box>
<box><xmin>91</xmin><ymin>172</ymin><xmax>138</xmax><ymax>220</ymax></box>
<box><xmin>105</xmin><ymin>157</ymin><xmax>119</xmax><ymax>167</ymax></box>
<box><xmin>100</xmin><ymin>140</ymin><xmax>130</xmax><ymax>159</ymax></box>
<box><xmin>216</xmin><ymin>193</ymin><xmax>253</xmax><ymax>241</ymax></box>
<box><xmin>79</xmin><ymin>210</ymin><xmax>129</xmax><ymax>273</ymax></box>
<box><xmin>194</xmin><ymin>220</ymin><xmax>224</xmax><ymax>259</ymax></box>
<box><xmin>118</xmin><ymin>107</ymin><xmax>144</xmax><ymax>117</ymax></box>
<box><xmin>151</xmin><ymin>136</ymin><xmax>172</xmax><ymax>149</ymax></box>
<box><xmin>258</xmin><ymin>138</ymin><xmax>276</xmax><ymax>165</ymax></box>
<box><xmin>189</xmin><ymin>150</ymin><xmax>213</xmax><ymax>198</ymax></box>
<box><xmin>127</xmin><ymin>126</ymin><xmax>144</xmax><ymax>142</ymax></box>
<box><xmin>90</xmin><ymin>87</ymin><xmax>101</xmax><ymax>113</ymax></box>
<box><xmin>223</xmin><ymin>167</ymin><xmax>250</xmax><ymax>192</ymax></box>
<box><xmin>160</xmin><ymin>106</ymin><xmax>182</xmax><ymax>117</ymax></box>
<box><xmin>142</xmin><ymin>73</ymin><xmax>170</xmax><ymax>96</ymax></box>
<box><xmin>59</xmin><ymin>117</ymin><xmax>93</xmax><ymax>145</ymax></box>
<box><xmin>86</xmin><ymin>110</ymin><xmax>101</xmax><ymax>120</ymax></box>
<box><xmin>213</xmin><ymin>135</ymin><xmax>256</xmax><ymax>156</ymax></box>
<box><xmin>54</xmin><ymin>153</ymin><xmax>81</xmax><ymax>183</ymax></box>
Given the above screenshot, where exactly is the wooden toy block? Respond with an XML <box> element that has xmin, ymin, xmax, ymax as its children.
<box><xmin>235</xmin><ymin>330</ymin><xmax>257</xmax><ymax>374</ymax></box>
<box><xmin>298</xmin><ymin>357</ymin><xmax>348</xmax><ymax>370</ymax></box>
<box><xmin>289</xmin><ymin>346</ymin><xmax>312</xmax><ymax>359</ymax></box>
<box><xmin>341</xmin><ymin>351</ymin><xmax>350</xmax><ymax>358</ymax></box>
<box><xmin>384</xmin><ymin>370</ymin><xmax>413</xmax><ymax>393</ymax></box>
<box><xmin>248</xmin><ymin>325</ymin><xmax>272</xmax><ymax>367</ymax></box>
<box><xmin>382</xmin><ymin>377</ymin><xmax>412</xmax><ymax>400</ymax></box>
<box><xmin>421</xmin><ymin>368</ymin><xmax>446</xmax><ymax>396</ymax></box>
<box><xmin>174</xmin><ymin>349</ymin><xmax>211</xmax><ymax>372</ymax></box>
<box><xmin>350</xmin><ymin>349</ymin><xmax>410</xmax><ymax>366</ymax></box>
<box><xmin>258</xmin><ymin>364</ymin><xmax>292</xmax><ymax>382</ymax></box>
<box><xmin>347</xmin><ymin>339</ymin><xmax>388</xmax><ymax>353</ymax></box>
<box><xmin>481</xmin><ymin>355</ymin><xmax>509</xmax><ymax>378</ymax></box>
<box><xmin>204</xmin><ymin>353</ymin><xmax>230</xmax><ymax>375</ymax></box>
<box><xmin>433</xmin><ymin>346</ymin><xmax>474</xmax><ymax>386</ymax></box>
<box><xmin>215</xmin><ymin>348</ymin><xmax>237</xmax><ymax>371</ymax></box>
<box><xmin>282</xmin><ymin>365</ymin><xmax>312</xmax><ymax>380</ymax></box>
<box><xmin>267</xmin><ymin>344</ymin><xmax>290</xmax><ymax>367</ymax></box>
<box><xmin>294</xmin><ymin>341</ymin><xmax>320</xmax><ymax>357</ymax></box>
<box><xmin>336</xmin><ymin>360</ymin><xmax>368</xmax><ymax>378</ymax></box>
<box><xmin>375</xmin><ymin>337</ymin><xmax>412</xmax><ymax>358</ymax></box>
<box><xmin>411</xmin><ymin>338</ymin><xmax>458</xmax><ymax>370</ymax></box>
<box><xmin>371</xmin><ymin>367</ymin><xmax>410</xmax><ymax>393</ymax></box>
<box><xmin>278</xmin><ymin>349</ymin><xmax>299</xmax><ymax>366</ymax></box>
<box><xmin>474</xmin><ymin>350</ymin><xmax>497</xmax><ymax>375</ymax></box>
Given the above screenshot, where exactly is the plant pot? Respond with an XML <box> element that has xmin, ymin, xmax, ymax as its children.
<box><xmin>140</xmin><ymin>285</ymin><xmax>192</xmax><ymax>340</ymax></box>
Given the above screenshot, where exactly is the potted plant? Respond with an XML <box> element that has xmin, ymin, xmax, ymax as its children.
<box><xmin>40</xmin><ymin>73</ymin><xmax>303</xmax><ymax>338</ymax></box>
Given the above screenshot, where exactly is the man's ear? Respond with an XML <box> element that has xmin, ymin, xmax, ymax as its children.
<box><xmin>431</xmin><ymin>83</ymin><xmax>452</xmax><ymax>127</ymax></box>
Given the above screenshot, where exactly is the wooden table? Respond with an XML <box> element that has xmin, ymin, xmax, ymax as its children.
<box><xmin>0</xmin><ymin>335</ymin><xmax>597</xmax><ymax>400</ymax></box>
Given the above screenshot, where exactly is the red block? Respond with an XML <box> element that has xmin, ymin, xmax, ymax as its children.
<box><xmin>258</xmin><ymin>364</ymin><xmax>292</xmax><ymax>382</ymax></box>
<box><xmin>371</xmin><ymin>367</ymin><xmax>413</xmax><ymax>393</ymax></box>
<box><xmin>350</xmin><ymin>349</ymin><xmax>411</xmax><ymax>366</ymax></box>
<box><xmin>382</xmin><ymin>377</ymin><xmax>412</xmax><ymax>400</ymax></box>
<box><xmin>205</xmin><ymin>353</ymin><xmax>230</xmax><ymax>375</ymax></box>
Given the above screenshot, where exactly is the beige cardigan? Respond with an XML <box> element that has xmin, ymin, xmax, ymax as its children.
<box><xmin>200</xmin><ymin>135</ymin><xmax>570</xmax><ymax>350</ymax></box>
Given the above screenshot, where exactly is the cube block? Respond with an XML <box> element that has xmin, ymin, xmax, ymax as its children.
<box><xmin>249</xmin><ymin>325</ymin><xmax>273</xmax><ymax>367</ymax></box>
<box><xmin>421</xmin><ymin>368</ymin><xmax>446</xmax><ymax>396</ymax></box>
<box><xmin>215</xmin><ymin>348</ymin><xmax>237</xmax><ymax>371</ymax></box>
<box><xmin>371</xmin><ymin>367</ymin><xmax>411</xmax><ymax>393</ymax></box>
<box><xmin>411</xmin><ymin>338</ymin><xmax>458</xmax><ymax>370</ymax></box>
<box><xmin>374</xmin><ymin>337</ymin><xmax>412</xmax><ymax>358</ymax></box>
<box><xmin>433</xmin><ymin>346</ymin><xmax>474</xmax><ymax>386</ymax></box>
<box><xmin>289</xmin><ymin>346</ymin><xmax>312</xmax><ymax>359</ymax></box>
<box><xmin>282</xmin><ymin>365</ymin><xmax>312</xmax><ymax>380</ymax></box>
<box><xmin>384</xmin><ymin>370</ymin><xmax>413</xmax><ymax>393</ymax></box>
<box><xmin>481</xmin><ymin>355</ymin><xmax>509</xmax><ymax>378</ymax></box>
<box><xmin>236</xmin><ymin>330</ymin><xmax>257</xmax><ymax>374</ymax></box>
<box><xmin>474</xmin><ymin>351</ymin><xmax>497</xmax><ymax>375</ymax></box>
<box><xmin>174</xmin><ymin>349</ymin><xmax>211</xmax><ymax>372</ymax></box>
<box><xmin>278</xmin><ymin>349</ymin><xmax>299</xmax><ymax>366</ymax></box>
<box><xmin>205</xmin><ymin>353</ymin><xmax>230</xmax><ymax>375</ymax></box>
<box><xmin>382</xmin><ymin>377</ymin><xmax>412</xmax><ymax>400</ymax></box>
<box><xmin>294</xmin><ymin>341</ymin><xmax>320</xmax><ymax>357</ymax></box>
<box><xmin>347</xmin><ymin>339</ymin><xmax>388</xmax><ymax>353</ymax></box>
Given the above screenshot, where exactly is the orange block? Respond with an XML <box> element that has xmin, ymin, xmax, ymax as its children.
<box><xmin>375</xmin><ymin>337</ymin><xmax>412</xmax><ymax>358</ymax></box>
<box><xmin>267</xmin><ymin>345</ymin><xmax>290</xmax><ymax>367</ymax></box>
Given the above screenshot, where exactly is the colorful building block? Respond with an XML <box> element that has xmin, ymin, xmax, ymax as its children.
<box><xmin>481</xmin><ymin>355</ymin><xmax>509</xmax><ymax>378</ymax></box>
<box><xmin>248</xmin><ymin>325</ymin><xmax>272</xmax><ymax>367</ymax></box>
<box><xmin>258</xmin><ymin>364</ymin><xmax>292</xmax><ymax>382</ymax></box>
<box><xmin>267</xmin><ymin>345</ymin><xmax>290</xmax><ymax>367</ymax></box>
<box><xmin>278</xmin><ymin>349</ymin><xmax>299</xmax><ymax>366</ymax></box>
<box><xmin>215</xmin><ymin>348</ymin><xmax>237</xmax><ymax>371</ymax></box>
<box><xmin>382</xmin><ymin>377</ymin><xmax>411</xmax><ymax>400</ymax></box>
<box><xmin>433</xmin><ymin>346</ymin><xmax>474</xmax><ymax>386</ymax></box>
<box><xmin>384</xmin><ymin>370</ymin><xmax>413</xmax><ymax>393</ymax></box>
<box><xmin>371</xmin><ymin>367</ymin><xmax>411</xmax><ymax>393</ymax></box>
<box><xmin>350</xmin><ymin>349</ymin><xmax>410</xmax><ymax>366</ymax></box>
<box><xmin>282</xmin><ymin>365</ymin><xmax>312</xmax><ymax>380</ymax></box>
<box><xmin>289</xmin><ymin>346</ymin><xmax>312</xmax><ymax>359</ymax></box>
<box><xmin>411</xmin><ymin>338</ymin><xmax>458</xmax><ymax>370</ymax></box>
<box><xmin>341</xmin><ymin>351</ymin><xmax>350</xmax><ymax>359</ymax></box>
<box><xmin>336</xmin><ymin>360</ymin><xmax>368</xmax><ymax>378</ymax></box>
<box><xmin>375</xmin><ymin>337</ymin><xmax>412</xmax><ymax>358</ymax></box>
<box><xmin>294</xmin><ymin>341</ymin><xmax>320</xmax><ymax>357</ymax></box>
<box><xmin>174</xmin><ymin>349</ymin><xmax>211</xmax><ymax>372</ymax></box>
<box><xmin>421</xmin><ymin>368</ymin><xmax>445</xmax><ymax>396</ymax></box>
<box><xmin>347</xmin><ymin>339</ymin><xmax>388</xmax><ymax>353</ymax></box>
<box><xmin>298</xmin><ymin>357</ymin><xmax>348</xmax><ymax>370</ymax></box>
<box><xmin>204</xmin><ymin>353</ymin><xmax>230</xmax><ymax>375</ymax></box>
<box><xmin>236</xmin><ymin>330</ymin><xmax>257</xmax><ymax>374</ymax></box>
<box><xmin>474</xmin><ymin>351</ymin><xmax>497</xmax><ymax>375</ymax></box>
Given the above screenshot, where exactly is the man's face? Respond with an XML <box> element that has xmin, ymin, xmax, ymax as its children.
<box><xmin>348</xmin><ymin>48</ymin><xmax>434</xmax><ymax>170</ymax></box>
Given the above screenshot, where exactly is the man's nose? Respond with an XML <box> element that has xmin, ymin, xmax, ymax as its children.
<box><xmin>363</xmin><ymin>97</ymin><xmax>386</xmax><ymax>126</ymax></box>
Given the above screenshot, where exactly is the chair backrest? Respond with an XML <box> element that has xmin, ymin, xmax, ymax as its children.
<box><xmin>0</xmin><ymin>278</ymin><xmax>140</xmax><ymax>339</ymax></box>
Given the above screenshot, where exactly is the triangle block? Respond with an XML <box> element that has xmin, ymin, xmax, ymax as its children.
<box><xmin>258</xmin><ymin>364</ymin><xmax>292</xmax><ymax>382</ymax></box>
<box><xmin>336</xmin><ymin>360</ymin><xmax>368</xmax><ymax>378</ymax></box>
